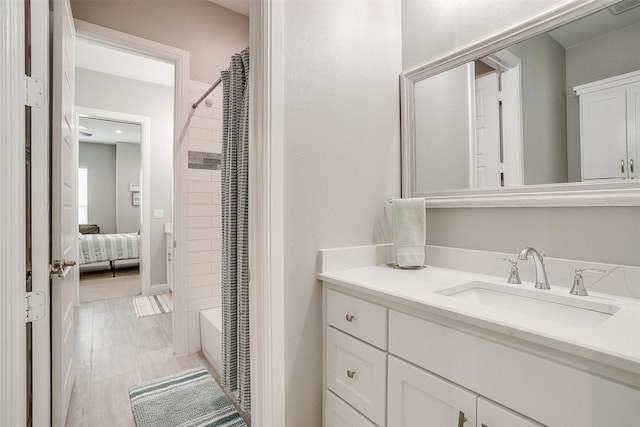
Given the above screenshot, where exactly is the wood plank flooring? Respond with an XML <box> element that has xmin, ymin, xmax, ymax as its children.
<box><xmin>65</xmin><ymin>296</ymin><xmax>249</xmax><ymax>426</ymax></box>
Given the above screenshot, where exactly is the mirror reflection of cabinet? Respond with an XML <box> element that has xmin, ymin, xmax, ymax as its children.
<box><xmin>575</xmin><ymin>70</ymin><xmax>640</xmax><ymax>181</ymax></box>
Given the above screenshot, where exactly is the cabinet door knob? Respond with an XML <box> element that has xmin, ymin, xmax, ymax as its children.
<box><xmin>457</xmin><ymin>411</ymin><xmax>467</xmax><ymax>427</ymax></box>
<box><xmin>346</xmin><ymin>370</ymin><xmax>356</xmax><ymax>379</ymax></box>
<box><xmin>345</xmin><ymin>314</ymin><xmax>354</xmax><ymax>322</ymax></box>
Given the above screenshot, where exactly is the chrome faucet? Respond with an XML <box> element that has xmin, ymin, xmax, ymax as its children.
<box><xmin>517</xmin><ymin>247</ymin><xmax>550</xmax><ymax>290</ymax></box>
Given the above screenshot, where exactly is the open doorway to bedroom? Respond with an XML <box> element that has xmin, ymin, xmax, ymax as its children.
<box><xmin>77</xmin><ymin>115</ymin><xmax>143</xmax><ymax>303</ymax></box>
<box><xmin>74</xmin><ymin>36</ymin><xmax>175</xmax><ymax>306</ymax></box>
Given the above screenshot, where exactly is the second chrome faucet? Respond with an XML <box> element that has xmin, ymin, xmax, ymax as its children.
<box><xmin>517</xmin><ymin>247</ymin><xmax>551</xmax><ymax>290</ymax></box>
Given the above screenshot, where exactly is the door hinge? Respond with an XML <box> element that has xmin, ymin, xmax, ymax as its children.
<box><xmin>24</xmin><ymin>75</ymin><xmax>44</xmax><ymax>108</ymax></box>
<box><xmin>25</xmin><ymin>291</ymin><xmax>46</xmax><ymax>323</ymax></box>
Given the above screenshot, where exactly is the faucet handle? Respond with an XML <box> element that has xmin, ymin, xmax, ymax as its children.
<box><xmin>570</xmin><ymin>268</ymin><xmax>606</xmax><ymax>296</ymax></box>
<box><xmin>497</xmin><ymin>258</ymin><xmax>521</xmax><ymax>285</ymax></box>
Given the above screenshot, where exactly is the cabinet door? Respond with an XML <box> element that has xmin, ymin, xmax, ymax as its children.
<box><xmin>477</xmin><ymin>397</ymin><xmax>542</xmax><ymax>427</ymax></box>
<box><xmin>326</xmin><ymin>328</ymin><xmax>387</xmax><ymax>426</ymax></box>
<box><xmin>580</xmin><ymin>88</ymin><xmax>628</xmax><ymax>180</ymax></box>
<box><xmin>628</xmin><ymin>84</ymin><xmax>640</xmax><ymax>180</ymax></box>
<box><xmin>325</xmin><ymin>391</ymin><xmax>377</xmax><ymax>427</ymax></box>
<box><xmin>388</xmin><ymin>356</ymin><xmax>477</xmax><ymax>427</ymax></box>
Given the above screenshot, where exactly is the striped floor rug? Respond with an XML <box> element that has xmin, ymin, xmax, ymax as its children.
<box><xmin>133</xmin><ymin>294</ymin><xmax>173</xmax><ymax>318</ymax></box>
<box><xmin>129</xmin><ymin>367</ymin><xmax>247</xmax><ymax>427</ymax></box>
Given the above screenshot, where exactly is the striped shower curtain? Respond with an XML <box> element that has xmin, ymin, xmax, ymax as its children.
<box><xmin>221</xmin><ymin>47</ymin><xmax>250</xmax><ymax>412</ymax></box>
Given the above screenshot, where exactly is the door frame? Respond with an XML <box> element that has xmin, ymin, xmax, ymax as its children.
<box><xmin>73</xmin><ymin>19</ymin><xmax>191</xmax><ymax>354</ymax></box>
<box><xmin>74</xmin><ymin>107</ymin><xmax>152</xmax><ymax>301</ymax></box>
<box><xmin>480</xmin><ymin>50</ymin><xmax>524</xmax><ymax>187</ymax></box>
<box><xmin>249</xmin><ymin>0</ymin><xmax>287</xmax><ymax>425</ymax></box>
<box><xmin>0</xmin><ymin>0</ymin><xmax>27</xmax><ymax>425</ymax></box>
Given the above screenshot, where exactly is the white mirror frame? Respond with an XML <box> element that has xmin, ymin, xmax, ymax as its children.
<box><xmin>400</xmin><ymin>0</ymin><xmax>640</xmax><ymax>208</ymax></box>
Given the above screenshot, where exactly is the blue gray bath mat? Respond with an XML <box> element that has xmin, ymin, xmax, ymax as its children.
<box><xmin>129</xmin><ymin>367</ymin><xmax>247</xmax><ymax>427</ymax></box>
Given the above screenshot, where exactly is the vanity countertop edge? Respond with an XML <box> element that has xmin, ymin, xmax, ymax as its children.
<box><xmin>318</xmin><ymin>249</ymin><xmax>640</xmax><ymax>386</ymax></box>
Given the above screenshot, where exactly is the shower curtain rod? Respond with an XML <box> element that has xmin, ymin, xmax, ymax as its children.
<box><xmin>192</xmin><ymin>77</ymin><xmax>222</xmax><ymax>109</ymax></box>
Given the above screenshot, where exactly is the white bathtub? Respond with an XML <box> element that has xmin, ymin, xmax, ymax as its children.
<box><xmin>199</xmin><ymin>307</ymin><xmax>222</xmax><ymax>372</ymax></box>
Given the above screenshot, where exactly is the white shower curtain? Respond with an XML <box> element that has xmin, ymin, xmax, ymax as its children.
<box><xmin>221</xmin><ymin>47</ymin><xmax>250</xmax><ymax>412</ymax></box>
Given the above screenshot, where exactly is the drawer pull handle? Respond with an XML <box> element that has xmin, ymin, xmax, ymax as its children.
<box><xmin>345</xmin><ymin>314</ymin><xmax>354</xmax><ymax>322</ymax></box>
<box><xmin>481</xmin><ymin>424</ymin><xmax>488</xmax><ymax>427</ymax></box>
<box><xmin>458</xmin><ymin>411</ymin><xmax>467</xmax><ymax>427</ymax></box>
<box><xmin>346</xmin><ymin>370</ymin><xmax>356</xmax><ymax>379</ymax></box>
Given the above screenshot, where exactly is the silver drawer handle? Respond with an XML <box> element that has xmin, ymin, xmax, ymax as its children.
<box><xmin>631</xmin><ymin>158</ymin><xmax>634</xmax><ymax>174</ymax></box>
<box><xmin>621</xmin><ymin>159</ymin><xmax>625</xmax><ymax>174</ymax></box>
<box><xmin>346</xmin><ymin>370</ymin><xmax>356</xmax><ymax>379</ymax></box>
<box><xmin>345</xmin><ymin>314</ymin><xmax>354</xmax><ymax>322</ymax></box>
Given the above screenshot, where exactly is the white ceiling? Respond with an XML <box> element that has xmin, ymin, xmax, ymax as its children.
<box><xmin>75</xmin><ymin>38</ymin><xmax>175</xmax><ymax>87</ymax></box>
<box><xmin>548</xmin><ymin>3</ymin><xmax>640</xmax><ymax>48</ymax></box>
<box><xmin>207</xmin><ymin>0</ymin><xmax>250</xmax><ymax>17</ymax></box>
<box><xmin>79</xmin><ymin>117</ymin><xmax>141</xmax><ymax>145</ymax></box>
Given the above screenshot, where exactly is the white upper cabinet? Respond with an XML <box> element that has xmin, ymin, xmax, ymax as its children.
<box><xmin>576</xmin><ymin>70</ymin><xmax>640</xmax><ymax>181</ymax></box>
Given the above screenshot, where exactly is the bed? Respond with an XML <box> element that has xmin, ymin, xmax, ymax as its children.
<box><xmin>79</xmin><ymin>231</ymin><xmax>140</xmax><ymax>277</ymax></box>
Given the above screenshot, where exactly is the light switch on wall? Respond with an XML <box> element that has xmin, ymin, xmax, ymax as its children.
<box><xmin>153</xmin><ymin>209</ymin><xmax>164</xmax><ymax>219</ymax></box>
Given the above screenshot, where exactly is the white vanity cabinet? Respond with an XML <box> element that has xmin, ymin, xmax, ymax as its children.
<box><xmin>323</xmin><ymin>285</ymin><xmax>640</xmax><ymax>427</ymax></box>
<box><xmin>575</xmin><ymin>70</ymin><xmax>640</xmax><ymax>181</ymax></box>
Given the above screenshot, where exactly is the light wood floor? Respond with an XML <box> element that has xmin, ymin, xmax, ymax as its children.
<box><xmin>79</xmin><ymin>266</ymin><xmax>141</xmax><ymax>303</ymax></box>
<box><xmin>65</xmin><ymin>296</ymin><xmax>249</xmax><ymax>426</ymax></box>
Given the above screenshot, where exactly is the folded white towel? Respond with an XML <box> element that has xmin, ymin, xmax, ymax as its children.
<box><xmin>392</xmin><ymin>198</ymin><xmax>426</xmax><ymax>268</ymax></box>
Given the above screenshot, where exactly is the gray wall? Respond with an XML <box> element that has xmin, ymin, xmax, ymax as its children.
<box><xmin>403</xmin><ymin>0</ymin><xmax>640</xmax><ymax>267</ymax></box>
<box><xmin>507</xmin><ymin>33</ymin><xmax>568</xmax><ymax>185</ymax></box>
<box><xmin>116</xmin><ymin>142</ymin><xmax>141</xmax><ymax>233</ymax></box>
<box><xmin>70</xmin><ymin>0</ymin><xmax>249</xmax><ymax>83</ymax></box>
<box><xmin>565</xmin><ymin>21</ymin><xmax>640</xmax><ymax>181</ymax></box>
<box><xmin>76</xmin><ymin>68</ymin><xmax>173</xmax><ymax>286</ymax></box>
<box><xmin>283</xmin><ymin>1</ymin><xmax>402</xmax><ymax>425</ymax></box>
<box><xmin>79</xmin><ymin>142</ymin><xmax>116</xmax><ymax>233</ymax></box>
<box><xmin>415</xmin><ymin>62</ymin><xmax>472</xmax><ymax>193</ymax></box>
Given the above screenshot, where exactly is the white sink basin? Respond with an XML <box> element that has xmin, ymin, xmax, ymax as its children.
<box><xmin>437</xmin><ymin>281</ymin><xmax>620</xmax><ymax>330</ymax></box>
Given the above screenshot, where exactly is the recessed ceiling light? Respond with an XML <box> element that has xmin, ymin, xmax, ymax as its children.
<box><xmin>115</xmin><ymin>130</ymin><xmax>123</xmax><ymax>134</ymax></box>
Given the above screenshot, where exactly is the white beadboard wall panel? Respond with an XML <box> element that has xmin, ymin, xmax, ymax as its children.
<box><xmin>188</xmin><ymin>204</ymin><xmax>219</xmax><ymax>217</ymax></box>
<box><xmin>185</xmin><ymin>79</ymin><xmax>223</xmax><ymax>354</ymax></box>
<box><xmin>188</xmin><ymin>192</ymin><xmax>213</xmax><ymax>205</ymax></box>
<box><xmin>189</xmin><ymin>295</ymin><xmax>222</xmax><ymax>311</ymax></box>
<box><xmin>188</xmin><ymin>168</ymin><xmax>212</xmax><ymax>181</ymax></box>
<box><xmin>189</xmin><ymin>273</ymin><xmax>217</xmax><ymax>287</ymax></box>
<box><xmin>188</xmin><ymin>251</ymin><xmax>218</xmax><ymax>265</ymax></box>
<box><xmin>187</xmin><ymin>227</ymin><xmax>219</xmax><ymax>240</ymax></box>
<box><xmin>189</xmin><ymin>285</ymin><xmax>213</xmax><ymax>299</ymax></box>
<box><xmin>189</xmin><ymin>127</ymin><xmax>214</xmax><ymax>141</ymax></box>
<box><xmin>189</xmin><ymin>139</ymin><xmax>220</xmax><ymax>153</ymax></box>
<box><xmin>187</xmin><ymin>216</ymin><xmax>213</xmax><ymax>229</ymax></box>
<box><xmin>188</xmin><ymin>262</ymin><xmax>213</xmax><ymax>276</ymax></box>
<box><xmin>189</xmin><ymin>180</ymin><xmax>216</xmax><ymax>193</ymax></box>
<box><xmin>187</xmin><ymin>239</ymin><xmax>213</xmax><ymax>252</ymax></box>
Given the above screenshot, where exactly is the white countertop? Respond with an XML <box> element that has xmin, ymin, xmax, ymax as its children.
<box><xmin>318</xmin><ymin>263</ymin><xmax>640</xmax><ymax>378</ymax></box>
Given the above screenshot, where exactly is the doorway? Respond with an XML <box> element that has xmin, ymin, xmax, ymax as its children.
<box><xmin>76</xmin><ymin>114</ymin><xmax>144</xmax><ymax>303</ymax></box>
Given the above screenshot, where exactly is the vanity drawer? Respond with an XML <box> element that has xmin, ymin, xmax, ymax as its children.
<box><xmin>327</xmin><ymin>290</ymin><xmax>387</xmax><ymax>349</ymax></box>
<box><xmin>326</xmin><ymin>327</ymin><xmax>386</xmax><ymax>426</ymax></box>
<box><xmin>325</xmin><ymin>390</ymin><xmax>377</xmax><ymax>427</ymax></box>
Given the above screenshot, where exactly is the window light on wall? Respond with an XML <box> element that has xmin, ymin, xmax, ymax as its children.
<box><xmin>78</xmin><ymin>167</ymin><xmax>88</xmax><ymax>224</ymax></box>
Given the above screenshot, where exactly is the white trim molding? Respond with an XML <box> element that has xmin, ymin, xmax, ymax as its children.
<box><xmin>399</xmin><ymin>0</ymin><xmax>640</xmax><ymax>207</ymax></box>
<box><xmin>249</xmin><ymin>0</ymin><xmax>286</xmax><ymax>425</ymax></box>
<box><xmin>0</xmin><ymin>0</ymin><xmax>27</xmax><ymax>425</ymax></box>
<box><xmin>74</xmin><ymin>20</ymin><xmax>192</xmax><ymax>355</ymax></box>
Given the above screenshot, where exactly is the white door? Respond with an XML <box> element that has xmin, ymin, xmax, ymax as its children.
<box><xmin>387</xmin><ymin>356</ymin><xmax>477</xmax><ymax>427</ymax></box>
<box><xmin>51</xmin><ymin>0</ymin><xmax>77</xmax><ymax>425</ymax></box>
<box><xmin>474</xmin><ymin>72</ymin><xmax>502</xmax><ymax>188</ymax></box>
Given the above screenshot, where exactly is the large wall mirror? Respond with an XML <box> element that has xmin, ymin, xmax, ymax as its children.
<box><xmin>401</xmin><ymin>0</ymin><xmax>640</xmax><ymax>206</ymax></box>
